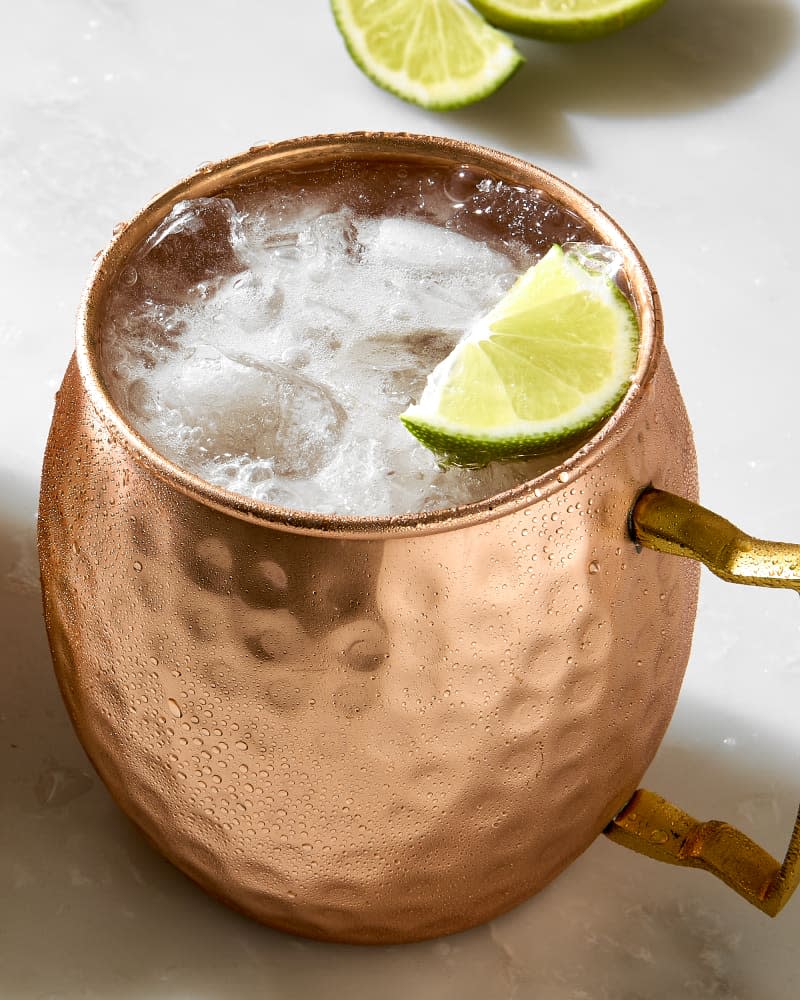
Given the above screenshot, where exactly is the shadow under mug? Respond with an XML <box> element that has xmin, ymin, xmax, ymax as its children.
<box><xmin>37</xmin><ymin>133</ymin><xmax>800</xmax><ymax>944</ymax></box>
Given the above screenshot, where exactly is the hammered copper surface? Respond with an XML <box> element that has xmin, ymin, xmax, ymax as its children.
<box><xmin>39</xmin><ymin>134</ymin><xmax>701</xmax><ymax>944</ymax></box>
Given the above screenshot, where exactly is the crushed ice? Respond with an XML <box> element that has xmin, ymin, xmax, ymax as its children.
<box><xmin>102</xmin><ymin>193</ymin><xmax>594</xmax><ymax>515</ymax></box>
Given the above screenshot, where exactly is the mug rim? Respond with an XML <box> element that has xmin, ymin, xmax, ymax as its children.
<box><xmin>77</xmin><ymin>131</ymin><xmax>663</xmax><ymax>539</ymax></box>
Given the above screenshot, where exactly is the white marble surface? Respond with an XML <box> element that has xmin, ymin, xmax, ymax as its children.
<box><xmin>2</xmin><ymin>1</ymin><xmax>800</xmax><ymax>996</ymax></box>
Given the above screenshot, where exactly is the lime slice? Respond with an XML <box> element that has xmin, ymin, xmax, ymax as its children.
<box><xmin>467</xmin><ymin>0</ymin><xmax>666</xmax><ymax>41</ymax></box>
<box><xmin>400</xmin><ymin>245</ymin><xmax>639</xmax><ymax>465</ymax></box>
<box><xmin>330</xmin><ymin>0</ymin><xmax>523</xmax><ymax>110</ymax></box>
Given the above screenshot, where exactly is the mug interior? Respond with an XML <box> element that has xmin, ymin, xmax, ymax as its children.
<box><xmin>77</xmin><ymin>132</ymin><xmax>663</xmax><ymax>538</ymax></box>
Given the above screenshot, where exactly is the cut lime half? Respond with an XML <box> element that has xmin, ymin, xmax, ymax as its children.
<box><xmin>467</xmin><ymin>0</ymin><xmax>666</xmax><ymax>41</ymax></box>
<box><xmin>401</xmin><ymin>245</ymin><xmax>639</xmax><ymax>465</ymax></box>
<box><xmin>330</xmin><ymin>0</ymin><xmax>523</xmax><ymax>110</ymax></box>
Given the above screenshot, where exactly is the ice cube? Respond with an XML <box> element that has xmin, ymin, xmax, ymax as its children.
<box><xmin>208</xmin><ymin>271</ymin><xmax>284</xmax><ymax>336</ymax></box>
<box><xmin>365</xmin><ymin>217</ymin><xmax>502</xmax><ymax>274</ymax></box>
<box><xmin>126</xmin><ymin>377</ymin><xmax>160</xmax><ymax>420</ymax></box>
<box><xmin>564</xmin><ymin>242</ymin><xmax>623</xmax><ymax>280</ymax></box>
<box><xmin>300</xmin><ymin>209</ymin><xmax>363</xmax><ymax>261</ymax></box>
<box><xmin>352</xmin><ymin>327</ymin><xmax>456</xmax><ymax>405</ymax></box>
<box><xmin>202</xmin><ymin>351</ymin><xmax>346</xmax><ymax>478</ymax></box>
<box><xmin>133</xmin><ymin>197</ymin><xmax>244</xmax><ymax>304</ymax></box>
<box><xmin>141</xmin><ymin>349</ymin><xmax>342</xmax><ymax>479</ymax></box>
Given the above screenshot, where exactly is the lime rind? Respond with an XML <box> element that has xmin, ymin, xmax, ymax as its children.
<box><xmin>400</xmin><ymin>390</ymin><xmax>626</xmax><ymax>465</ymax></box>
<box><xmin>330</xmin><ymin>0</ymin><xmax>524</xmax><ymax>111</ymax></box>
<box><xmin>467</xmin><ymin>0</ymin><xmax>667</xmax><ymax>41</ymax></box>
<box><xmin>400</xmin><ymin>245</ymin><xmax>639</xmax><ymax>466</ymax></box>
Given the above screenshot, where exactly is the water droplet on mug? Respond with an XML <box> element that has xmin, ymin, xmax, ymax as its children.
<box><xmin>649</xmin><ymin>829</ymin><xmax>670</xmax><ymax>845</ymax></box>
<box><xmin>133</xmin><ymin>561</ymin><xmax>142</xmax><ymax>572</ymax></box>
<box><xmin>167</xmin><ymin>698</ymin><xmax>182</xmax><ymax>718</ymax></box>
<box><xmin>558</xmin><ymin>471</ymin><xmax>570</xmax><ymax>484</ymax></box>
<box><xmin>588</xmin><ymin>560</ymin><xmax>600</xmax><ymax>574</ymax></box>
<box><xmin>120</xmin><ymin>265</ymin><xmax>138</xmax><ymax>286</ymax></box>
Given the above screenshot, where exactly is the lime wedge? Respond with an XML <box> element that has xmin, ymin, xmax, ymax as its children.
<box><xmin>330</xmin><ymin>0</ymin><xmax>523</xmax><ymax>110</ymax></box>
<box><xmin>467</xmin><ymin>0</ymin><xmax>666</xmax><ymax>41</ymax></box>
<box><xmin>400</xmin><ymin>245</ymin><xmax>639</xmax><ymax>465</ymax></box>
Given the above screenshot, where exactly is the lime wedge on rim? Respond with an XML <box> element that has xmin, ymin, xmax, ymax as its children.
<box><xmin>400</xmin><ymin>245</ymin><xmax>639</xmax><ymax>465</ymax></box>
<box><xmin>467</xmin><ymin>0</ymin><xmax>666</xmax><ymax>41</ymax></box>
<box><xmin>330</xmin><ymin>0</ymin><xmax>523</xmax><ymax>110</ymax></box>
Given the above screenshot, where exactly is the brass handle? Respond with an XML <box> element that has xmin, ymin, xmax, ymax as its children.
<box><xmin>629</xmin><ymin>487</ymin><xmax>800</xmax><ymax>590</ymax></box>
<box><xmin>605</xmin><ymin>487</ymin><xmax>800</xmax><ymax>916</ymax></box>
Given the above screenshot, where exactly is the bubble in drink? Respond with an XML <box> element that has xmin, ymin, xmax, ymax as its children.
<box><xmin>101</xmin><ymin>158</ymin><xmax>617</xmax><ymax>516</ymax></box>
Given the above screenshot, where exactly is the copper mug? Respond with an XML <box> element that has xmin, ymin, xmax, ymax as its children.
<box><xmin>38</xmin><ymin>133</ymin><xmax>800</xmax><ymax>944</ymax></box>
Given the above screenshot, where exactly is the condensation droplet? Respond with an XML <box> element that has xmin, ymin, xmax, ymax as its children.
<box><xmin>167</xmin><ymin>698</ymin><xmax>182</xmax><ymax>719</ymax></box>
<box><xmin>133</xmin><ymin>561</ymin><xmax>142</xmax><ymax>572</ymax></box>
<box><xmin>558</xmin><ymin>471</ymin><xmax>570</xmax><ymax>484</ymax></box>
<box><xmin>588</xmin><ymin>560</ymin><xmax>600</xmax><ymax>574</ymax></box>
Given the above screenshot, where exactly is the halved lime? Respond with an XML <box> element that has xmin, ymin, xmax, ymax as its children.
<box><xmin>467</xmin><ymin>0</ymin><xmax>666</xmax><ymax>41</ymax></box>
<box><xmin>330</xmin><ymin>0</ymin><xmax>523</xmax><ymax>110</ymax></box>
<box><xmin>400</xmin><ymin>245</ymin><xmax>639</xmax><ymax>465</ymax></box>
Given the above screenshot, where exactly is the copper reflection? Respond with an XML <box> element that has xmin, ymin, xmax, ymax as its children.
<box><xmin>38</xmin><ymin>133</ymin><xmax>700</xmax><ymax>944</ymax></box>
